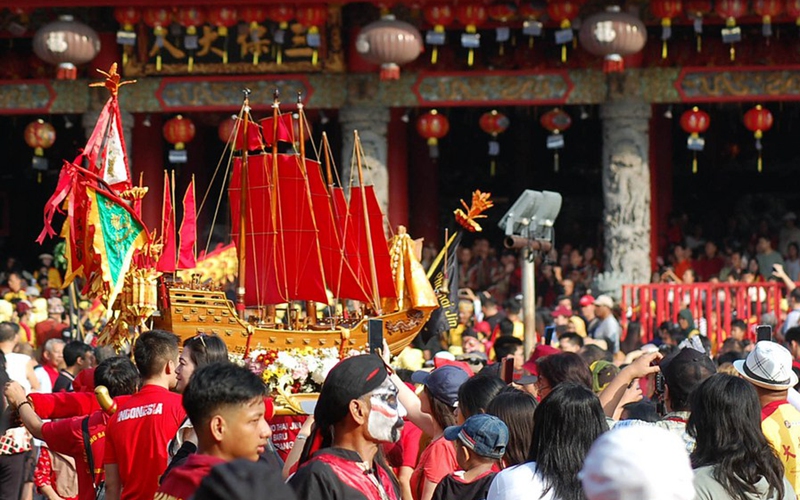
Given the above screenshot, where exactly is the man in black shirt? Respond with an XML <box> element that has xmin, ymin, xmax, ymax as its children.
<box><xmin>52</xmin><ymin>341</ymin><xmax>93</xmax><ymax>393</ymax></box>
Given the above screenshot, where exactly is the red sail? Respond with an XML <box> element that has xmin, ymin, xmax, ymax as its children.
<box><xmin>259</xmin><ymin>114</ymin><xmax>294</xmax><ymax>146</ymax></box>
<box><xmin>308</xmin><ymin>164</ymin><xmax>370</xmax><ymax>303</ymax></box>
<box><xmin>345</xmin><ymin>186</ymin><xmax>397</xmax><ymax>303</ymax></box>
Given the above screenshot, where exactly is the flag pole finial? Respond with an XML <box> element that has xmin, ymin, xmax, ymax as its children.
<box><xmin>89</xmin><ymin>63</ymin><xmax>136</xmax><ymax>97</ymax></box>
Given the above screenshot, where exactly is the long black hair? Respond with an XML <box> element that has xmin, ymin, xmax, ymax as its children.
<box><xmin>688</xmin><ymin>374</ymin><xmax>785</xmax><ymax>500</ymax></box>
<box><xmin>458</xmin><ymin>374</ymin><xmax>506</xmax><ymax>419</ymax></box>
<box><xmin>528</xmin><ymin>383</ymin><xmax>608</xmax><ymax>500</ymax></box>
<box><xmin>536</xmin><ymin>352</ymin><xmax>593</xmax><ymax>389</ymax></box>
<box><xmin>486</xmin><ymin>387</ymin><xmax>537</xmax><ymax>467</ymax></box>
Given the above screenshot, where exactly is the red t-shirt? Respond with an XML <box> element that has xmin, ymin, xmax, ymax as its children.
<box><xmin>269</xmin><ymin>414</ymin><xmax>308</xmax><ymax>462</ymax></box>
<box><xmin>103</xmin><ymin>385</ymin><xmax>186</xmax><ymax>500</ymax></box>
<box><xmin>73</xmin><ymin>368</ymin><xmax>95</xmax><ymax>393</ymax></box>
<box><xmin>155</xmin><ymin>453</ymin><xmax>226</xmax><ymax>500</ymax></box>
<box><xmin>409</xmin><ymin>436</ymin><xmax>458</xmax><ymax>500</ymax></box>
<box><xmin>384</xmin><ymin>420</ymin><xmax>423</xmax><ymax>471</ymax></box>
<box><xmin>41</xmin><ymin>410</ymin><xmax>110</xmax><ymax>500</ymax></box>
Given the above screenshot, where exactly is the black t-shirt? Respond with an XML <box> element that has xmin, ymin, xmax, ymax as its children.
<box><xmin>52</xmin><ymin>370</ymin><xmax>75</xmax><ymax>393</ymax></box>
<box><xmin>432</xmin><ymin>471</ymin><xmax>497</xmax><ymax>500</ymax></box>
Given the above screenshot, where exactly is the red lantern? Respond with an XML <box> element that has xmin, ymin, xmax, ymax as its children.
<box><xmin>489</xmin><ymin>3</ymin><xmax>517</xmax><ymax>22</ymax></box>
<box><xmin>114</xmin><ymin>7</ymin><xmax>140</xmax><ymax>66</ymax></box>
<box><xmin>25</xmin><ymin>119</ymin><xmax>56</xmax><ymax>181</ymax></box>
<box><xmin>296</xmin><ymin>5</ymin><xmax>328</xmax><ymax>65</ymax></box>
<box><xmin>743</xmin><ymin>105</ymin><xmax>774</xmax><ymax>173</ymax></box>
<box><xmin>218</xmin><ymin>115</ymin><xmax>236</xmax><ymax>143</ymax></box>
<box><xmin>240</xmin><ymin>7</ymin><xmax>268</xmax><ymax>65</ymax></box>
<box><xmin>32</xmin><ymin>16</ymin><xmax>101</xmax><ymax>80</ymax></box>
<box><xmin>680</xmin><ymin>107</ymin><xmax>710</xmax><ymax>174</ymax></box>
<box><xmin>423</xmin><ymin>4</ymin><xmax>455</xmax><ymax>64</ymax></box>
<box><xmin>787</xmin><ymin>0</ymin><xmax>800</xmax><ymax>27</ymax></box>
<box><xmin>754</xmin><ymin>0</ymin><xmax>784</xmax><ymax>37</ymax></box>
<box><xmin>456</xmin><ymin>3</ymin><xmax>488</xmax><ymax>66</ymax></box>
<box><xmin>684</xmin><ymin>0</ymin><xmax>712</xmax><ymax>52</ymax></box>
<box><xmin>519</xmin><ymin>0</ymin><xmax>546</xmax><ymax>48</ymax></box>
<box><xmin>716</xmin><ymin>0</ymin><xmax>747</xmax><ymax>60</ymax></box>
<box><xmin>266</xmin><ymin>6</ymin><xmax>296</xmax><ymax>65</ymax></box>
<box><xmin>143</xmin><ymin>7</ymin><xmax>172</xmax><ymax>71</ymax></box>
<box><xmin>651</xmin><ymin>0</ymin><xmax>683</xmax><ymax>58</ymax></box>
<box><xmin>578</xmin><ymin>7</ymin><xmax>647</xmax><ymax>73</ymax></box>
<box><xmin>540</xmin><ymin>109</ymin><xmax>572</xmax><ymax>172</ymax></box>
<box><xmin>479</xmin><ymin>110</ymin><xmax>509</xmax><ymax>176</ymax></box>
<box><xmin>207</xmin><ymin>7</ymin><xmax>238</xmax><ymax>64</ymax></box>
<box><xmin>175</xmin><ymin>8</ymin><xmax>206</xmax><ymax>72</ymax></box>
<box><xmin>356</xmin><ymin>17</ymin><xmax>423</xmax><ymax>80</ymax></box>
<box><xmin>547</xmin><ymin>0</ymin><xmax>581</xmax><ymax>63</ymax></box>
<box><xmin>416</xmin><ymin>110</ymin><xmax>450</xmax><ymax>158</ymax></box>
<box><xmin>164</xmin><ymin>115</ymin><xmax>196</xmax><ymax>163</ymax></box>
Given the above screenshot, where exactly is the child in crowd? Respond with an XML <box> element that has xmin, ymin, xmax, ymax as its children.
<box><xmin>432</xmin><ymin>414</ymin><xmax>508</xmax><ymax>500</ymax></box>
<box><xmin>155</xmin><ymin>362</ymin><xmax>270</xmax><ymax>500</ymax></box>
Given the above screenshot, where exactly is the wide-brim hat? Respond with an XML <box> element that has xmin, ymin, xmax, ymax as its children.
<box><xmin>734</xmin><ymin>341</ymin><xmax>799</xmax><ymax>391</ymax></box>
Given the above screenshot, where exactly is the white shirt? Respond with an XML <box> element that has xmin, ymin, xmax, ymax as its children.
<box><xmin>5</xmin><ymin>352</ymin><xmax>32</xmax><ymax>393</ymax></box>
<box><xmin>487</xmin><ymin>462</ymin><xmax>557</xmax><ymax>500</ymax></box>
<box><xmin>34</xmin><ymin>365</ymin><xmax>53</xmax><ymax>394</ymax></box>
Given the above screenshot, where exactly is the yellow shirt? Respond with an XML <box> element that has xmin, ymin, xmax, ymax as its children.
<box><xmin>762</xmin><ymin>400</ymin><xmax>800</xmax><ymax>492</ymax></box>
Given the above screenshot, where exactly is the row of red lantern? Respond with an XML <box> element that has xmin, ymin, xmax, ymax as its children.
<box><xmin>679</xmin><ymin>105</ymin><xmax>773</xmax><ymax>173</ymax></box>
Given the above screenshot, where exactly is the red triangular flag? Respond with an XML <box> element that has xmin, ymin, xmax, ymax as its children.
<box><xmin>178</xmin><ymin>176</ymin><xmax>197</xmax><ymax>269</ymax></box>
<box><xmin>156</xmin><ymin>171</ymin><xmax>176</xmax><ymax>272</ymax></box>
<box><xmin>81</xmin><ymin>97</ymin><xmax>132</xmax><ymax>193</ymax></box>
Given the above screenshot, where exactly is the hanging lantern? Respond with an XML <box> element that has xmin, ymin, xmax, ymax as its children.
<box><xmin>240</xmin><ymin>7</ymin><xmax>268</xmax><ymax>65</ymax></box>
<box><xmin>207</xmin><ymin>7</ymin><xmax>238</xmax><ymax>64</ymax></box>
<box><xmin>479</xmin><ymin>110</ymin><xmax>510</xmax><ymax>176</ymax></box>
<box><xmin>296</xmin><ymin>5</ymin><xmax>328</xmax><ymax>65</ymax></box>
<box><xmin>519</xmin><ymin>0</ymin><xmax>546</xmax><ymax>48</ymax></box>
<box><xmin>679</xmin><ymin>107</ymin><xmax>710</xmax><ymax>174</ymax></box>
<box><xmin>488</xmin><ymin>3</ymin><xmax>517</xmax><ymax>56</ymax></box>
<box><xmin>547</xmin><ymin>0</ymin><xmax>581</xmax><ymax>63</ymax></box>
<box><xmin>24</xmin><ymin>119</ymin><xmax>56</xmax><ymax>182</ymax></box>
<box><xmin>754</xmin><ymin>0</ymin><xmax>784</xmax><ymax>38</ymax></box>
<box><xmin>423</xmin><ymin>4</ymin><xmax>455</xmax><ymax>64</ymax></box>
<box><xmin>715</xmin><ymin>0</ymin><xmax>746</xmax><ymax>61</ymax></box>
<box><xmin>787</xmin><ymin>0</ymin><xmax>800</xmax><ymax>33</ymax></box>
<box><xmin>416</xmin><ymin>110</ymin><xmax>450</xmax><ymax>158</ymax></box>
<box><xmin>355</xmin><ymin>16</ymin><xmax>423</xmax><ymax>80</ymax></box>
<box><xmin>267</xmin><ymin>6</ymin><xmax>296</xmax><ymax>65</ymax></box>
<box><xmin>650</xmin><ymin>0</ymin><xmax>683</xmax><ymax>59</ymax></box>
<box><xmin>455</xmin><ymin>3</ymin><xmax>488</xmax><ymax>67</ymax></box>
<box><xmin>114</xmin><ymin>7</ymin><xmax>140</xmax><ymax>67</ymax></box>
<box><xmin>743</xmin><ymin>105</ymin><xmax>773</xmax><ymax>173</ymax></box>
<box><xmin>684</xmin><ymin>0</ymin><xmax>712</xmax><ymax>52</ymax></box>
<box><xmin>578</xmin><ymin>6</ymin><xmax>647</xmax><ymax>73</ymax></box>
<box><xmin>176</xmin><ymin>7</ymin><xmax>206</xmax><ymax>72</ymax></box>
<box><xmin>143</xmin><ymin>7</ymin><xmax>172</xmax><ymax>71</ymax></box>
<box><xmin>32</xmin><ymin>15</ymin><xmax>101</xmax><ymax>80</ymax></box>
<box><xmin>218</xmin><ymin>115</ymin><xmax>237</xmax><ymax>143</ymax></box>
<box><xmin>164</xmin><ymin>115</ymin><xmax>196</xmax><ymax>164</ymax></box>
<box><xmin>540</xmin><ymin>108</ymin><xmax>572</xmax><ymax>172</ymax></box>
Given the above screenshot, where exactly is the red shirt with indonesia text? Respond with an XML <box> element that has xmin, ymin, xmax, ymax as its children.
<box><xmin>269</xmin><ymin>415</ymin><xmax>308</xmax><ymax>462</ymax></box>
<box><xmin>103</xmin><ymin>385</ymin><xmax>185</xmax><ymax>500</ymax></box>
<box><xmin>155</xmin><ymin>453</ymin><xmax>226</xmax><ymax>500</ymax></box>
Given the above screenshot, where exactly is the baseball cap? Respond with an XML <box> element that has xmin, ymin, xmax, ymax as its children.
<box><xmin>444</xmin><ymin>413</ymin><xmax>508</xmax><ymax>460</ymax></box>
<box><xmin>594</xmin><ymin>295</ymin><xmax>614</xmax><ymax>309</ymax></box>
<box><xmin>522</xmin><ymin>344</ymin><xmax>559</xmax><ymax>376</ymax></box>
<box><xmin>580</xmin><ymin>426</ymin><xmax>695</xmax><ymax>500</ymax></box>
<box><xmin>590</xmin><ymin>360</ymin><xmax>619</xmax><ymax>394</ymax></box>
<box><xmin>411</xmin><ymin>365</ymin><xmax>469</xmax><ymax>407</ymax></box>
<box><xmin>315</xmin><ymin>354</ymin><xmax>389</xmax><ymax>428</ymax></box>
<box><xmin>661</xmin><ymin>347</ymin><xmax>716</xmax><ymax>399</ymax></box>
<box><xmin>579</xmin><ymin>295</ymin><xmax>595</xmax><ymax>307</ymax></box>
<box><xmin>734</xmin><ymin>340</ymin><xmax>799</xmax><ymax>391</ymax></box>
<box><xmin>552</xmin><ymin>305</ymin><xmax>572</xmax><ymax>318</ymax></box>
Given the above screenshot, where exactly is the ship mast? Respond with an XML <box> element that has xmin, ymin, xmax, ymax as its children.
<box><xmin>236</xmin><ymin>89</ymin><xmax>251</xmax><ymax>321</ymax></box>
<box><xmin>296</xmin><ymin>92</ymin><xmax>319</xmax><ymax>326</ymax></box>
<box><xmin>354</xmin><ymin>131</ymin><xmax>382</xmax><ymax>315</ymax></box>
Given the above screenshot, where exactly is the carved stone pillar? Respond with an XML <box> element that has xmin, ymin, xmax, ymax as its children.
<box><xmin>81</xmin><ymin>109</ymin><xmax>134</xmax><ymax>169</ymax></box>
<box><xmin>599</xmin><ymin>99</ymin><xmax>652</xmax><ymax>287</ymax></box>
<box><xmin>339</xmin><ymin>105</ymin><xmax>390</xmax><ymax>215</ymax></box>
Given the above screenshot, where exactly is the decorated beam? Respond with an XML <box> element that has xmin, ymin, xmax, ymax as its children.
<box><xmin>4</xmin><ymin>66</ymin><xmax>800</xmax><ymax>114</ymax></box>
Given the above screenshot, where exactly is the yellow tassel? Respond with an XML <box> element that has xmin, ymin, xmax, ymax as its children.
<box><xmin>123</xmin><ymin>52</ymin><xmax>128</xmax><ymax>67</ymax></box>
<box><xmin>758</xmin><ymin>152</ymin><xmax>763</xmax><ymax>173</ymax></box>
<box><xmin>188</xmin><ymin>55</ymin><xmax>194</xmax><ymax>72</ymax></box>
<box><xmin>662</xmin><ymin>39</ymin><xmax>668</xmax><ymax>59</ymax></box>
<box><xmin>277</xmin><ymin>49</ymin><xmax>282</xmax><ymax>65</ymax></box>
<box><xmin>222</xmin><ymin>49</ymin><xmax>228</xmax><ymax>65</ymax></box>
<box><xmin>561</xmin><ymin>44</ymin><xmax>567</xmax><ymax>63</ymax></box>
<box><xmin>692</xmin><ymin>152</ymin><xmax>698</xmax><ymax>174</ymax></box>
<box><xmin>431</xmin><ymin>46</ymin><xmax>439</xmax><ymax>64</ymax></box>
<box><xmin>730</xmin><ymin>45</ymin><xmax>735</xmax><ymax>61</ymax></box>
<box><xmin>156</xmin><ymin>54</ymin><xmax>162</xmax><ymax>72</ymax></box>
<box><xmin>312</xmin><ymin>49</ymin><xmax>319</xmax><ymax>66</ymax></box>
<box><xmin>529</xmin><ymin>36</ymin><xmax>534</xmax><ymax>49</ymax></box>
<box><xmin>696</xmin><ymin>34</ymin><xmax>702</xmax><ymax>53</ymax></box>
<box><xmin>490</xmin><ymin>160</ymin><xmax>496</xmax><ymax>177</ymax></box>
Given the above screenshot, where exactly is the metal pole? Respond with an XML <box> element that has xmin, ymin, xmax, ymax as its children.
<box><xmin>521</xmin><ymin>246</ymin><xmax>536</xmax><ymax>358</ymax></box>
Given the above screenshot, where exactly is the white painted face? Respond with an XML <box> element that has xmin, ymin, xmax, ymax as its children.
<box><xmin>366</xmin><ymin>378</ymin><xmax>406</xmax><ymax>443</ymax></box>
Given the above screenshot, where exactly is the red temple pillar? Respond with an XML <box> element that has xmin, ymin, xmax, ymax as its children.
<box><xmin>408</xmin><ymin>117</ymin><xmax>440</xmax><ymax>245</ymax></box>
<box><xmin>132</xmin><ymin>113</ymin><xmax>164</xmax><ymax>231</ymax></box>
<box><xmin>387</xmin><ymin>109</ymin><xmax>409</xmax><ymax>229</ymax></box>
<box><xmin>649</xmin><ymin>107</ymin><xmax>673</xmax><ymax>270</ymax></box>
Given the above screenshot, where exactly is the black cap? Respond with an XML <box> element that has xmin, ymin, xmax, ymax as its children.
<box><xmin>661</xmin><ymin>347</ymin><xmax>716</xmax><ymax>404</ymax></box>
<box><xmin>314</xmin><ymin>354</ymin><xmax>388</xmax><ymax>428</ymax></box>
<box><xmin>194</xmin><ymin>459</ymin><xmax>296</xmax><ymax>500</ymax></box>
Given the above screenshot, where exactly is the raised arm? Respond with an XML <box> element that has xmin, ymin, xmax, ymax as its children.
<box><xmin>598</xmin><ymin>351</ymin><xmax>662</xmax><ymax>418</ymax></box>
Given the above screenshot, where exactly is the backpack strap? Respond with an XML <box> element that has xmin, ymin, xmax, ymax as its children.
<box><xmin>81</xmin><ymin>416</ymin><xmax>98</xmax><ymax>489</ymax></box>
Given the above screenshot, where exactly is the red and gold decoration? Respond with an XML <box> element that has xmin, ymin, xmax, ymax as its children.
<box><xmin>754</xmin><ymin>0</ymin><xmax>784</xmax><ymax>39</ymax></box>
<box><xmin>743</xmin><ymin>105</ymin><xmax>773</xmax><ymax>173</ymax></box>
<box><xmin>679</xmin><ymin>107</ymin><xmax>710</xmax><ymax>174</ymax></box>
<box><xmin>143</xmin><ymin>7</ymin><xmax>176</xmax><ymax>71</ymax></box>
<box><xmin>479</xmin><ymin>110</ymin><xmax>509</xmax><ymax>176</ymax></box>
<box><xmin>163</xmin><ymin>115</ymin><xmax>196</xmax><ymax>163</ymax></box>
<box><xmin>267</xmin><ymin>6</ymin><xmax>296</xmax><ymax>65</ymax></box>
<box><xmin>455</xmin><ymin>2</ymin><xmax>488</xmax><ymax>66</ymax></box>
<box><xmin>416</xmin><ymin>109</ymin><xmax>450</xmax><ymax>158</ymax></box>
<box><xmin>547</xmin><ymin>0</ymin><xmax>581</xmax><ymax>63</ymax></box>
<box><xmin>176</xmin><ymin>7</ymin><xmax>207</xmax><ymax>72</ymax></box>
<box><xmin>239</xmin><ymin>7</ymin><xmax>268</xmax><ymax>65</ymax></box>
<box><xmin>33</xmin><ymin>15</ymin><xmax>101</xmax><ymax>79</ymax></box>
<box><xmin>206</xmin><ymin>7</ymin><xmax>239</xmax><ymax>64</ymax></box>
<box><xmin>455</xmin><ymin>190</ymin><xmax>494</xmax><ymax>233</ymax></box>
<box><xmin>578</xmin><ymin>7</ymin><xmax>646</xmax><ymax>73</ymax></box>
<box><xmin>684</xmin><ymin>0</ymin><xmax>712</xmax><ymax>52</ymax></box>
<box><xmin>650</xmin><ymin>0</ymin><xmax>683</xmax><ymax>59</ymax></box>
<box><xmin>715</xmin><ymin>0</ymin><xmax>747</xmax><ymax>60</ymax></box>
<box><xmin>355</xmin><ymin>16</ymin><xmax>423</xmax><ymax>80</ymax></box>
<box><xmin>423</xmin><ymin>3</ymin><xmax>455</xmax><ymax>64</ymax></box>
<box><xmin>24</xmin><ymin>119</ymin><xmax>56</xmax><ymax>182</ymax></box>
<box><xmin>113</xmin><ymin>7</ymin><xmax>140</xmax><ymax>67</ymax></box>
<box><xmin>519</xmin><ymin>0</ymin><xmax>546</xmax><ymax>48</ymax></box>
<box><xmin>296</xmin><ymin>4</ymin><xmax>328</xmax><ymax>65</ymax></box>
<box><xmin>540</xmin><ymin>108</ymin><xmax>572</xmax><ymax>172</ymax></box>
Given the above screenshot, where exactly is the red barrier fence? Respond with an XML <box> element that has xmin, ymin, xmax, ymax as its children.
<box><xmin>620</xmin><ymin>282</ymin><xmax>784</xmax><ymax>349</ymax></box>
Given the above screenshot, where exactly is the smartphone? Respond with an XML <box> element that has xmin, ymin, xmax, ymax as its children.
<box><xmin>501</xmin><ymin>355</ymin><xmax>515</xmax><ymax>384</ymax></box>
<box><xmin>543</xmin><ymin>325</ymin><xmax>556</xmax><ymax>346</ymax></box>
<box><xmin>755</xmin><ymin>324</ymin><xmax>772</xmax><ymax>343</ymax></box>
<box><xmin>368</xmin><ymin>318</ymin><xmax>384</xmax><ymax>354</ymax></box>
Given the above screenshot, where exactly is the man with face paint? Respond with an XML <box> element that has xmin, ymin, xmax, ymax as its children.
<box><xmin>289</xmin><ymin>354</ymin><xmax>404</xmax><ymax>500</ymax></box>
